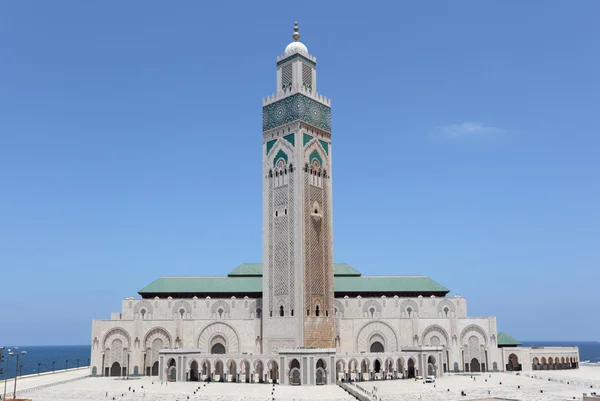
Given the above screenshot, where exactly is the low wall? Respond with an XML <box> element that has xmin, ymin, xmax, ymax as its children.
<box><xmin>337</xmin><ymin>381</ymin><xmax>373</xmax><ymax>401</ymax></box>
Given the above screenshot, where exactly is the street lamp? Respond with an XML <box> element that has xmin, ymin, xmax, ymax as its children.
<box><xmin>9</xmin><ymin>349</ymin><xmax>27</xmax><ymax>400</ymax></box>
<box><xmin>3</xmin><ymin>347</ymin><xmax>16</xmax><ymax>401</ymax></box>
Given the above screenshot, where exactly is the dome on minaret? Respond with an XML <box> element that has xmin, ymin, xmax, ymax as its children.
<box><xmin>284</xmin><ymin>21</ymin><xmax>308</xmax><ymax>55</ymax></box>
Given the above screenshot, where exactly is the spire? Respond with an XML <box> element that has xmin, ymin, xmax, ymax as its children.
<box><xmin>292</xmin><ymin>21</ymin><xmax>300</xmax><ymax>41</ymax></box>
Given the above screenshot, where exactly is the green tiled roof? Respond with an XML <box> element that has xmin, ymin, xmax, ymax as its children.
<box><xmin>332</xmin><ymin>263</ymin><xmax>361</xmax><ymax>277</ymax></box>
<box><xmin>228</xmin><ymin>263</ymin><xmax>263</xmax><ymax>277</ymax></box>
<box><xmin>498</xmin><ymin>332</ymin><xmax>521</xmax><ymax>346</ymax></box>
<box><xmin>228</xmin><ymin>263</ymin><xmax>361</xmax><ymax>277</ymax></box>
<box><xmin>139</xmin><ymin>264</ymin><xmax>449</xmax><ymax>296</ymax></box>
<box><xmin>139</xmin><ymin>276</ymin><xmax>262</xmax><ymax>294</ymax></box>
<box><xmin>334</xmin><ymin>276</ymin><xmax>449</xmax><ymax>293</ymax></box>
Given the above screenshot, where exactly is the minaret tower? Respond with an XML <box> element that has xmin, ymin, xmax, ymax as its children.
<box><xmin>262</xmin><ymin>22</ymin><xmax>335</xmax><ymax>352</ymax></box>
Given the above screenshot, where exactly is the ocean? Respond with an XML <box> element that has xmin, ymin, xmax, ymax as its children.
<box><xmin>1</xmin><ymin>345</ymin><xmax>91</xmax><ymax>379</ymax></box>
<box><xmin>1</xmin><ymin>342</ymin><xmax>598</xmax><ymax>380</ymax></box>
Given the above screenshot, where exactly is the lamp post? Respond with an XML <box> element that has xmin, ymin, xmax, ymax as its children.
<box><xmin>9</xmin><ymin>349</ymin><xmax>27</xmax><ymax>400</ymax></box>
<box><xmin>3</xmin><ymin>347</ymin><xmax>15</xmax><ymax>401</ymax></box>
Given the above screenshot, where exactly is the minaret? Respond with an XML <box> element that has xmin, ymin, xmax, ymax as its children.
<box><xmin>262</xmin><ymin>22</ymin><xmax>335</xmax><ymax>352</ymax></box>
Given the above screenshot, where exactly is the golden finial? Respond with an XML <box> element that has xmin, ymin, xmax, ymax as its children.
<box><xmin>292</xmin><ymin>21</ymin><xmax>300</xmax><ymax>41</ymax></box>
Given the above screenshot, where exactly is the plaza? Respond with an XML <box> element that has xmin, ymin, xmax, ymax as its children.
<box><xmin>7</xmin><ymin>366</ymin><xmax>600</xmax><ymax>400</ymax></box>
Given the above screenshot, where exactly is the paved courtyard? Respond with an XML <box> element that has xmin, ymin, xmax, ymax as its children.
<box><xmin>6</xmin><ymin>366</ymin><xmax>600</xmax><ymax>401</ymax></box>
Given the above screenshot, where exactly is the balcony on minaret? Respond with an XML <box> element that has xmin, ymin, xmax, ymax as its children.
<box><xmin>311</xmin><ymin>201</ymin><xmax>322</xmax><ymax>221</ymax></box>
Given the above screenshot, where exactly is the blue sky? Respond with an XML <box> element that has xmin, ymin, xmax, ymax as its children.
<box><xmin>1</xmin><ymin>1</ymin><xmax>598</xmax><ymax>345</ymax></box>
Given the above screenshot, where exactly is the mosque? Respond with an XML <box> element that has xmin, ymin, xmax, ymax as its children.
<box><xmin>90</xmin><ymin>23</ymin><xmax>579</xmax><ymax>386</ymax></box>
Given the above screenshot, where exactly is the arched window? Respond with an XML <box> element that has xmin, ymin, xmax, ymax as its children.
<box><xmin>279</xmin><ymin>305</ymin><xmax>284</xmax><ymax>317</ymax></box>
<box><xmin>369</xmin><ymin>307</ymin><xmax>375</xmax><ymax>317</ymax></box>
<box><xmin>407</xmin><ymin>307</ymin><xmax>412</xmax><ymax>317</ymax></box>
<box><xmin>306</xmin><ymin>309</ymin><xmax>310</xmax><ymax>316</ymax></box>
<box><xmin>218</xmin><ymin>308</ymin><xmax>223</xmax><ymax>318</ymax></box>
<box><xmin>179</xmin><ymin>309</ymin><xmax>185</xmax><ymax>319</ymax></box>
<box><xmin>257</xmin><ymin>308</ymin><xmax>262</xmax><ymax>318</ymax></box>
<box><xmin>444</xmin><ymin>307</ymin><xmax>449</xmax><ymax>317</ymax></box>
<box><xmin>315</xmin><ymin>305</ymin><xmax>320</xmax><ymax>317</ymax></box>
<box><xmin>291</xmin><ymin>309</ymin><xmax>294</xmax><ymax>316</ymax></box>
<box><xmin>140</xmin><ymin>309</ymin><xmax>146</xmax><ymax>320</ymax></box>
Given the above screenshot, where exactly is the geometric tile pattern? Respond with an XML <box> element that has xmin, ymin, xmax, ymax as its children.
<box><xmin>263</xmin><ymin>94</ymin><xmax>331</xmax><ymax>132</ymax></box>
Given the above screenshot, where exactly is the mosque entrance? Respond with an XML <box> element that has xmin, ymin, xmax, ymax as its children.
<box><xmin>507</xmin><ymin>353</ymin><xmax>521</xmax><ymax>371</ymax></box>
<box><xmin>110</xmin><ymin>362</ymin><xmax>121</xmax><ymax>377</ymax></box>
<box><xmin>289</xmin><ymin>359</ymin><xmax>301</xmax><ymax>385</ymax></box>
<box><xmin>470</xmin><ymin>358</ymin><xmax>481</xmax><ymax>373</ymax></box>
<box><xmin>167</xmin><ymin>358</ymin><xmax>177</xmax><ymax>381</ymax></box>
<box><xmin>427</xmin><ymin>355</ymin><xmax>436</xmax><ymax>376</ymax></box>
<box><xmin>407</xmin><ymin>358</ymin><xmax>416</xmax><ymax>378</ymax></box>
<box><xmin>316</xmin><ymin>359</ymin><xmax>327</xmax><ymax>385</ymax></box>
<box><xmin>151</xmin><ymin>361</ymin><xmax>159</xmax><ymax>376</ymax></box>
<box><xmin>370</xmin><ymin>341</ymin><xmax>384</xmax><ymax>353</ymax></box>
<box><xmin>190</xmin><ymin>361</ymin><xmax>199</xmax><ymax>381</ymax></box>
<box><xmin>374</xmin><ymin>359</ymin><xmax>381</xmax><ymax>373</ymax></box>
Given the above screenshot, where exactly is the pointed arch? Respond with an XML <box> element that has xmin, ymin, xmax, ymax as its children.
<box><xmin>356</xmin><ymin>321</ymin><xmax>398</xmax><ymax>352</ymax></box>
<box><xmin>197</xmin><ymin>322</ymin><xmax>240</xmax><ymax>354</ymax></box>
<box><xmin>210</xmin><ymin>300</ymin><xmax>231</xmax><ymax>318</ymax></box>
<box><xmin>460</xmin><ymin>324</ymin><xmax>488</xmax><ymax>346</ymax></box>
<box><xmin>102</xmin><ymin>328</ymin><xmax>131</xmax><ymax>351</ymax></box>
<box><xmin>362</xmin><ymin>299</ymin><xmax>382</xmax><ymax>317</ymax></box>
<box><xmin>143</xmin><ymin>327</ymin><xmax>172</xmax><ymax>350</ymax></box>
<box><xmin>172</xmin><ymin>300</ymin><xmax>192</xmax><ymax>318</ymax></box>
<box><xmin>265</xmin><ymin>137</ymin><xmax>295</xmax><ymax>169</ymax></box>
<box><xmin>303</xmin><ymin>138</ymin><xmax>329</xmax><ymax>171</ymax></box>
<box><xmin>400</xmin><ymin>299</ymin><xmax>419</xmax><ymax>317</ymax></box>
<box><xmin>421</xmin><ymin>325</ymin><xmax>450</xmax><ymax>346</ymax></box>
<box><xmin>437</xmin><ymin>299</ymin><xmax>456</xmax><ymax>317</ymax></box>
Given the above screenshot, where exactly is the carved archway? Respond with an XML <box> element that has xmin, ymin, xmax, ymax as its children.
<box><xmin>197</xmin><ymin>322</ymin><xmax>240</xmax><ymax>354</ymax></box>
<box><xmin>356</xmin><ymin>321</ymin><xmax>398</xmax><ymax>352</ymax></box>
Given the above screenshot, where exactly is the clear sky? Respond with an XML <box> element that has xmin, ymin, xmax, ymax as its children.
<box><xmin>1</xmin><ymin>1</ymin><xmax>598</xmax><ymax>345</ymax></box>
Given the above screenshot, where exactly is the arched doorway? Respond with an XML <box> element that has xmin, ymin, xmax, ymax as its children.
<box><xmin>396</xmin><ymin>358</ymin><xmax>405</xmax><ymax>379</ymax></box>
<box><xmin>167</xmin><ymin>358</ymin><xmax>176</xmax><ymax>381</ymax></box>
<box><xmin>190</xmin><ymin>361</ymin><xmax>199</xmax><ymax>381</ymax></box>
<box><xmin>427</xmin><ymin>355</ymin><xmax>436</xmax><ymax>376</ymax></box>
<box><xmin>214</xmin><ymin>360</ymin><xmax>224</xmax><ymax>382</ymax></box>
<box><xmin>374</xmin><ymin>359</ymin><xmax>381</xmax><ymax>373</ymax></box>
<box><xmin>470</xmin><ymin>358</ymin><xmax>480</xmax><ymax>373</ymax></box>
<box><xmin>254</xmin><ymin>360</ymin><xmax>264</xmax><ymax>383</ymax></box>
<box><xmin>289</xmin><ymin>359</ymin><xmax>301</xmax><ymax>385</ymax></box>
<box><xmin>360</xmin><ymin>359</ymin><xmax>369</xmax><ymax>380</ymax></box>
<box><xmin>151</xmin><ymin>361</ymin><xmax>159</xmax><ymax>376</ymax></box>
<box><xmin>336</xmin><ymin>360</ymin><xmax>345</xmax><ymax>381</ymax></box>
<box><xmin>268</xmin><ymin>360</ymin><xmax>279</xmax><ymax>384</ymax></box>
<box><xmin>316</xmin><ymin>358</ymin><xmax>327</xmax><ymax>385</ymax></box>
<box><xmin>227</xmin><ymin>360</ymin><xmax>237</xmax><ymax>382</ymax></box>
<box><xmin>201</xmin><ymin>360</ymin><xmax>211</xmax><ymax>381</ymax></box>
<box><xmin>211</xmin><ymin>343</ymin><xmax>226</xmax><ymax>354</ymax></box>
<box><xmin>407</xmin><ymin>358</ymin><xmax>415</xmax><ymax>378</ymax></box>
<box><xmin>370</xmin><ymin>340</ymin><xmax>384</xmax><ymax>353</ymax></box>
<box><xmin>110</xmin><ymin>362</ymin><xmax>121</xmax><ymax>377</ymax></box>
<box><xmin>240</xmin><ymin>360</ymin><xmax>250</xmax><ymax>383</ymax></box>
<box><xmin>507</xmin><ymin>353</ymin><xmax>519</xmax><ymax>371</ymax></box>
